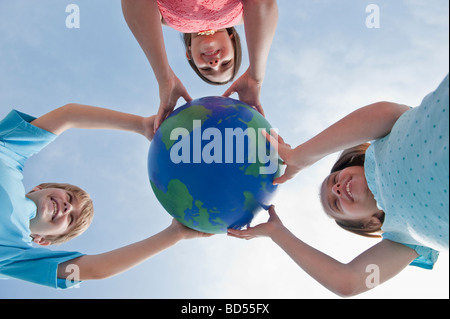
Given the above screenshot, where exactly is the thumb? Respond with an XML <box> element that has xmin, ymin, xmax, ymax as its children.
<box><xmin>154</xmin><ymin>107</ymin><xmax>168</xmax><ymax>133</ymax></box>
<box><xmin>154</xmin><ymin>115</ymin><xmax>162</xmax><ymax>133</ymax></box>
<box><xmin>272</xmin><ymin>173</ymin><xmax>291</xmax><ymax>185</ymax></box>
<box><xmin>267</xmin><ymin>205</ymin><xmax>282</xmax><ymax>224</ymax></box>
<box><xmin>268</xmin><ymin>205</ymin><xmax>277</xmax><ymax>217</ymax></box>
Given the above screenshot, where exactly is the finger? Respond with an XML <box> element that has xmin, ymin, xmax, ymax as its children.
<box><xmin>269</xmin><ymin>128</ymin><xmax>281</xmax><ymax>142</ymax></box>
<box><xmin>276</xmin><ymin>133</ymin><xmax>286</xmax><ymax>145</ymax></box>
<box><xmin>272</xmin><ymin>172</ymin><xmax>292</xmax><ymax>185</ymax></box>
<box><xmin>154</xmin><ymin>115</ymin><xmax>162</xmax><ymax>133</ymax></box>
<box><xmin>222</xmin><ymin>85</ymin><xmax>236</xmax><ymax>98</ymax></box>
<box><xmin>268</xmin><ymin>205</ymin><xmax>278</xmax><ymax>217</ymax></box>
<box><xmin>201</xmin><ymin>233</ymin><xmax>215</xmax><ymax>238</ymax></box>
<box><xmin>227</xmin><ymin>228</ymin><xmax>252</xmax><ymax>239</ymax></box>
<box><xmin>182</xmin><ymin>90</ymin><xmax>192</xmax><ymax>102</ymax></box>
<box><xmin>270</xmin><ymin>129</ymin><xmax>288</xmax><ymax>147</ymax></box>
<box><xmin>261</xmin><ymin>130</ymin><xmax>280</xmax><ymax>152</ymax></box>
<box><xmin>154</xmin><ymin>107</ymin><xmax>169</xmax><ymax>133</ymax></box>
<box><xmin>267</xmin><ymin>205</ymin><xmax>277</xmax><ymax>220</ymax></box>
<box><xmin>254</xmin><ymin>103</ymin><xmax>265</xmax><ymax>117</ymax></box>
<box><xmin>227</xmin><ymin>232</ymin><xmax>244</xmax><ymax>239</ymax></box>
<box><xmin>228</xmin><ymin>233</ymin><xmax>254</xmax><ymax>240</ymax></box>
<box><xmin>264</xmin><ymin>130</ymin><xmax>293</xmax><ymax>162</ymax></box>
<box><xmin>227</xmin><ymin>228</ymin><xmax>244</xmax><ymax>236</ymax></box>
<box><xmin>267</xmin><ymin>205</ymin><xmax>282</xmax><ymax>223</ymax></box>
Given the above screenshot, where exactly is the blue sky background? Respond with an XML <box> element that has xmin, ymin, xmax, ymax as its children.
<box><xmin>0</xmin><ymin>0</ymin><xmax>448</xmax><ymax>299</ymax></box>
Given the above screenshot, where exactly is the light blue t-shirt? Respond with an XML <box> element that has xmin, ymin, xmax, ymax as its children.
<box><xmin>365</xmin><ymin>74</ymin><xmax>449</xmax><ymax>269</ymax></box>
<box><xmin>0</xmin><ymin>110</ymin><xmax>83</xmax><ymax>288</ymax></box>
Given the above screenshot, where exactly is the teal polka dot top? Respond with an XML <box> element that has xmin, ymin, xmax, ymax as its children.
<box><xmin>365</xmin><ymin>74</ymin><xmax>449</xmax><ymax>269</ymax></box>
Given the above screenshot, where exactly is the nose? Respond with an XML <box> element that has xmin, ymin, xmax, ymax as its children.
<box><xmin>332</xmin><ymin>183</ymin><xmax>342</xmax><ymax>197</ymax></box>
<box><xmin>208</xmin><ymin>58</ymin><xmax>219</xmax><ymax>67</ymax></box>
<box><xmin>63</xmin><ymin>201</ymin><xmax>72</xmax><ymax>215</ymax></box>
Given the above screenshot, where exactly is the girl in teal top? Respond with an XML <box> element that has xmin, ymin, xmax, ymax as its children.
<box><xmin>228</xmin><ymin>74</ymin><xmax>448</xmax><ymax>297</ymax></box>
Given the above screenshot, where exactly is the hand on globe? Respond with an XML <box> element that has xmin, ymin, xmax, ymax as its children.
<box><xmin>142</xmin><ymin>115</ymin><xmax>156</xmax><ymax>141</ymax></box>
<box><xmin>227</xmin><ymin>205</ymin><xmax>284</xmax><ymax>240</ymax></box>
<box><xmin>168</xmin><ymin>219</ymin><xmax>214</xmax><ymax>240</ymax></box>
<box><xmin>223</xmin><ymin>69</ymin><xmax>265</xmax><ymax>117</ymax></box>
<box><xmin>262</xmin><ymin>130</ymin><xmax>304</xmax><ymax>185</ymax></box>
<box><xmin>155</xmin><ymin>71</ymin><xmax>192</xmax><ymax>133</ymax></box>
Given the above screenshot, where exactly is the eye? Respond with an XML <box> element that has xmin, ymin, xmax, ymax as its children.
<box><xmin>221</xmin><ymin>60</ymin><xmax>231</xmax><ymax>66</ymax></box>
<box><xmin>67</xmin><ymin>192</ymin><xmax>73</xmax><ymax>203</ymax></box>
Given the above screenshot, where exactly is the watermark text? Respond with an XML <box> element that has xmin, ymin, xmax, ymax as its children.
<box><xmin>65</xmin><ymin>4</ymin><xmax>80</xmax><ymax>29</ymax></box>
<box><xmin>366</xmin><ymin>4</ymin><xmax>380</xmax><ymax>29</ymax></box>
<box><xmin>169</xmin><ymin>120</ymin><xmax>278</xmax><ymax>175</ymax></box>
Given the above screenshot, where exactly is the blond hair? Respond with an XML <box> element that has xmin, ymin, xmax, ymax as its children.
<box><xmin>31</xmin><ymin>182</ymin><xmax>94</xmax><ymax>245</ymax></box>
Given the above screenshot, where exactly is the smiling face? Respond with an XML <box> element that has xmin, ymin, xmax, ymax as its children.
<box><xmin>188</xmin><ymin>29</ymin><xmax>235</xmax><ymax>83</ymax></box>
<box><xmin>320</xmin><ymin>166</ymin><xmax>381</xmax><ymax>222</ymax></box>
<box><xmin>27</xmin><ymin>187</ymin><xmax>82</xmax><ymax>245</ymax></box>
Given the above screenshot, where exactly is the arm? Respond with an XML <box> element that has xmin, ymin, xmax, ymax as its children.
<box><xmin>228</xmin><ymin>206</ymin><xmax>418</xmax><ymax>297</ymax></box>
<box><xmin>121</xmin><ymin>0</ymin><xmax>172</xmax><ymax>85</ymax></box>
<box><xmin>121</xmin><ymin>0</ymin><xmax>191</xmax><ymax>131</ymax></box>
<box><xmin>57</xmin><ymin>220</ymin><xmax>212</xmax><ymax>280</ymax></box>
<box><xmin>243</xmin><ymin>0</ymin><xmax>278</xmax><ymax>84</ymax></box>
<box><xmin>30</xmin><ymin>103</ymin><xmax>155</xmax><ymax>140</ymax></box>
<box><xmin>267</xmin><ymin>101</ymin><xmax>410</xmax><ymax>184</ymax></box>
<box><xmin>223</xmin><ymin>0</ymin><xmax>278</xmax><ymax>115</ymax></box>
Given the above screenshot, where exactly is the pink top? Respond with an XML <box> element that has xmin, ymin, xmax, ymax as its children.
<box><xmin>157</xmin><ymin>0</ymin><xmax>243</xmax><ymax>33</ymax></box>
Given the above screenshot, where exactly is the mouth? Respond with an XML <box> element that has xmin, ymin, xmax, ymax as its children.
<box><xmin>51</xmin><ymin>198</ymin><xmax>58</xmax><ymax>220</ymax></box>
<box><xmin>345</xmin><ymin>180</ymin><xmax>353</xmax><ymax>201</ymax></box>
<box><xmin>202</xmin><ymin>49</ymin><xmax>220</xmax><ymax>57</ymax></box>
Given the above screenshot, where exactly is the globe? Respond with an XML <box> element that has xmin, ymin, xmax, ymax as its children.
<box><xmin>148</xmin><ymin>96</ymin><xmax>281</xmax><ymax>234</ymax></box>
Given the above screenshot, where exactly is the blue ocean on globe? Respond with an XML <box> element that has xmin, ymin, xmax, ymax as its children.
<box><xmin>148</xmin><ymin>96</ymin><xmax>281</xmax><ymax>233</ymax></box>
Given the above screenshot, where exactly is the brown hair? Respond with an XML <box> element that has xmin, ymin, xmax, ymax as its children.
<box><xmin>183</xmin><ymin>27</ymin><xmax>242</xmax><ymax>85</ymax></box>
<box><xmin>321</xmin><ymin>143</ymin><xmax>384</xmax><ymax>238</ymax></box>
<box><xmin>30</xmin><ymin>182</ymin><xmax>94</xmax><ymax>245</ymax></box>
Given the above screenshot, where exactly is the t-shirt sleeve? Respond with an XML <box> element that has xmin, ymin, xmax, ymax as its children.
<box><xmin>0</xmin><ymin>246</ymin><xmax>84</xmax><ymax>289</ymax></box>
<box><xmin>403</xmin><ymin>244</ymin><xmax>440</xmax><ymax>270</ymax></box>
<box><xmin>0</xmin><ymin>110</ymin><xmax>57</xmax><ymax>169</ymax></box>
<box><xmin>382</xmin><ymin>234</ymin><xmax>440</xmax><ymax>270</ymax></box>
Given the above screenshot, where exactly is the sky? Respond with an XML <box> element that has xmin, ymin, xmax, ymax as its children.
<box><xmin>0</xmin><ymin>0</ymin><xmax>448</xmax><ymax>299</ymax></box>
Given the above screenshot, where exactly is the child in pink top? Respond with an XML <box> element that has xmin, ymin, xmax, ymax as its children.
<box><xmin>122</xmin><ymin>0</ymin><xmax>278</xmax><ymax>131</ymax></box>
<box><xmin>157</xmin><ymin>0</ymin><xmax>243</xmax><ymax>33</ymax></box>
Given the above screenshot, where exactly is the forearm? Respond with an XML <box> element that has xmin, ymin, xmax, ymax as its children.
<box><xmin>243</xmin><ymin>0</ymin><xmax>278</xmax><ymax>82</ymax></box>
<box><xmin>271</xmin><ymin>227</ymin><xmax>417</xmax><ymax>297</ymax></box>
<box><xmin>31</xmin><ymin>103</ymin><xmax>147</xmax><ymax>136</ymax></box>
<box><xmin>58</xmin><ymin>227</ymin><xmax>183</xmax><ymax>280</ymax></box>
<box><xmin>121</xmin><ymin>0</ymin><xmax>173</xmax><ymax>83</ymax></box>
<box><xmin>293</xmin><ymin>102</ymin><xmax>410</xmax><ymax>166</ymax></box>
<box><xmin>270</xmin><ymin>226</ymin><xmax>355</xmax><ymax>296</ymax></box>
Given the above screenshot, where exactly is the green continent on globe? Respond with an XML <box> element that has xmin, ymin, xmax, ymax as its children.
<box><xmin>150</xmin><ymin>179</ymin><xmax>228</xmax><ymax>233</ymax></box>
<box><xmin>243</xmin><ymin>191</ymin><xmax>258</xmax><ymax>212</ymax></box>
<box><xmin>194</xmin><ymin>200</ymin><xmax>228</xmax><ymax>233</ymax></box>
<box><xmin>160</xmin><ymin>104</ymin><xmax>212</xmax><ymax>150</ymax></box>
<box><xmin>150</xmin><ymin>179</ymin><xmax>193</xmax><ymax>219</ymax></box>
